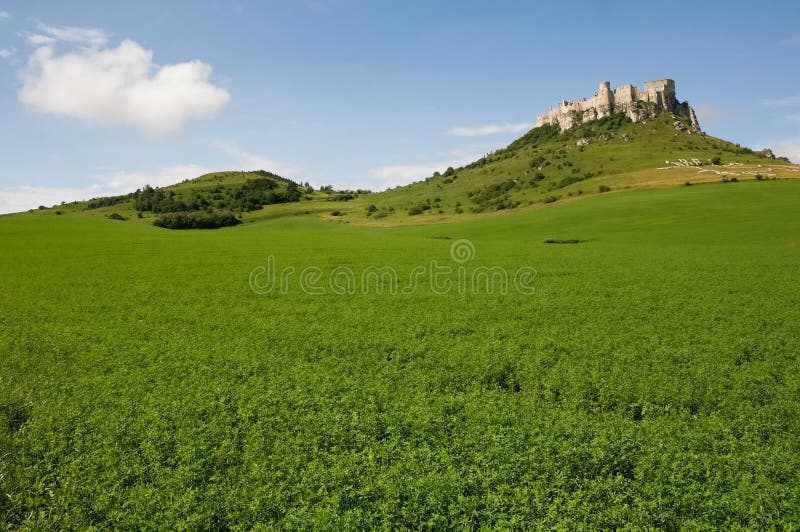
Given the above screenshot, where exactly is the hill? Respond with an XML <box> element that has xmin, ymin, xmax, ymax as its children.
<box><xmin>18</xmin><ymin>110</ymin><xmax>798</xmax><ymax>227</ymax></box>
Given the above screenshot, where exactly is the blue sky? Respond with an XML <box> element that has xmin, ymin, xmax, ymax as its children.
<box><xmin>0</xmin><ymin>0</ymin><xmax>799</xmax><ymax>213</ymax></box>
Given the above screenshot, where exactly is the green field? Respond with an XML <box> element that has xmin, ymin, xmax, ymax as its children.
<box><xmin>2</xmin><ymin>179</ymin><xmax>799</xmax><ymax>528</ymax></box>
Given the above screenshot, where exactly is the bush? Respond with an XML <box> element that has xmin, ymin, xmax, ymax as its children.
<box><xmin>153</xmin><ymin>211</ymin><xmax>241</xmax><ymax>230</ymax></box>
<box><xmin>598</xmin><ymin>185</ymin><xmax>612</xmax><ymax>193</ymax></box>
<box><xmin>543</xmin><ymin>196</ymin><xmax>558</xmax><ymax>204</ymax></box>
<box><xmin>545</xmin><ymin>238</ymin><xmax>582</xmax><ymax>244</ymax></box>
<box><xmin>87</xmin><ymin>194</ymin><xmax>131</xmax><ymax>210</ymax></box>
<box><xmin>328</xmin><ymin>193</ymin><xmax>357</xmax><ymax>202</ymax></box>
<box><xmin>107</xmin><ymin>213</ymin><xmax>126</xmax><ymax>221</ymax></box>
<box><xmin>710</xmin><ymin>156</ymin><xmax>722</xmax><ymax>165</ymax></box>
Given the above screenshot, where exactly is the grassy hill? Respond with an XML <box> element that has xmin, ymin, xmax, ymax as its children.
<box><xmin>365</xmin><ymin>112</ymin><xmax>796</xmax><ymax>222</ymax></box>
<box><xmin>2</xmin><ymin>179</ymin><xmax>800</xmax><ymax>528</ymax></box>
<box><xmin>20</xmin><ymin>111</ymin><xmax>799</xmax><ymax>227</ymax></box>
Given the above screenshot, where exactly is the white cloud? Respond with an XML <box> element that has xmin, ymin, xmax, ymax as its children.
<box><xmin>98</xmin><ymin>164</ymin><xmax>215</xmax><ymax>191</ymax></box>
<box><xmin>0</xmin><ymin>10</ymin><xmax>11</xmax><ymax>20</ymax></box>
<box><xmin>368</xmin><ymin>155</ymin><xmax>480</xmax><ymax>190</ymax></box>
<box><xmin>27</xmin><ymin>23</ymin><xmax>109</xmax><ymax>48</ymax></box>
<box><xmin>0</xmin><ymin>164</ymin><xmax>215</xmax><ymax>215</ymax></box>
<box><xmin>0</xmin><ymin>48</ymin><xmax>14</xmax><ymax>59</ymax></box>
<box><xmin>214</xmin><ymin>141</ymin><xmax>305</xmax><ymax>178</ymax></box>
<box><xmin>778</xmin><ymin>35</ymin><xmax>800</xmax><ymax>47</ymax></box>
<box><xmin>767</xmin><ymin>139</ymin><xmax>800</xmax><ymax>163</ymax></box>
<box><xmin>787</xmin><ymin>113</ymin><xmax>800</xmax><ymax>124</ymax></box>
<box><xmin>0</xmin><ymin>185</ymin><xmax>103</xmax><ymax>214</ymax></box>
<box><xmin>0</xmin><ymin>143</ymin><xmax>304</xmax><ymax>214</ymax></box>
<box><xmin>692</xmin><ymin>103</ymin><xmax>727</xmax><ymax>124</ymax></box>
<box><xmin>25</xmin><ymin>33</ymin><xmax>57</xmax><ymax>46</ymax></box>
<box><xmin>19</xmin><ymin>37</ymin><xmax>230</xmax><ymax>135</ymax></box>
<box><xmin>759</xmin><ymin>94</ymin><xmax>800</xmax><ymax>107</ymax></box>
<box><xmin>448</xmin><ymin>122</ymin><xmax>534</xmax><ymax>137</ymax></box>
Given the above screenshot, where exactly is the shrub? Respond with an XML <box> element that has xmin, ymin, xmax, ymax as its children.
<box><xmin>543</xmin><ymin>196</ymin><xmax>558</xmax><ymax>204</ymax></box>
<box><xmin>710</xmin><ymin>156</ymin><xmax>722</xmax><ymax>165</ymax></box>
<box><xmin>107</xmin><ymin>213</ymin><xmax>126</xmax><ymax>221</ymax></box>
<box><xmin>598</xmin><ymin>185</ymin><xmax>612</xmax><ymax>193</ymax></box>
<box><xmin>328</xmin><ymin>193</ymin><xmax>357</xmax><ymax>202</ymax></box>
<box><xmin>545</xmin><ymin>238</ymin><xmax>582</xmax><ymax>244</ymax></box>
<box><xmin>153</xmin><ymin>211</ymin><xmax>241</xmax><ymax>229</ymax></box>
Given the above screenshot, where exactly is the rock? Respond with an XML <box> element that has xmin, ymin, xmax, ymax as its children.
<box><xmin>576</xmin><ymin>138</ymin><xmax>590</xmax><ymax>147</ymax></box>
<box><xmin>761</xmin><ymin>148</ymin><xmax>776</xmax><ymax>159</ymax></box>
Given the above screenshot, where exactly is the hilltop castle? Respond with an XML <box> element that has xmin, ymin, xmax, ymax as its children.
<box><xmin>535</xmin><ymin>79</ymin><xmax>700</xmax><ymax>131</ymax></box>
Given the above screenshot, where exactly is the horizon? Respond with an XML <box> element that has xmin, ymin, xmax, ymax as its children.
<box><xmin>1</xmin><ymin>0</ymin><xmax>799</xmax><ymax>214</ymax></box>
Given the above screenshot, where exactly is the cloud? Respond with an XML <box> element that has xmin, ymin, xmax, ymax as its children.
<box><xmin>0</xmin><ymin>10</ymin><xmax>11</xmax><ymax>20</ymax></box>
<box><xmin>0</xmin><ymin>143</ymin><xmax>304</xmax><ymax>214</ymax></box>
<box><xmin>214</xmin><ymin>141</ymin><xmax>305</xmax><ymax>178</ymax></box>
<box><xmin>766</xmin><ymin>139</ymin><xmax>800</xmax><ymax>163</ymax></box>
<box><xmin>19</xmin><ymin>37</ymin><xmax>230</xmax><ymax>135</ymax></box>
<box><xmin>448</xmin><ymin>122</ymin><xmax>534</xmax><ymax>137</ymax></box>
<box><xmin>0</xmin><ymin>185</ymin><xmax>104</xmax><ymax>214</ymax></box>
<box><xmin>778</xmin><ymin>35</ymin><xmax>800</xmax><ymax>47</ymax></box>
<box><xmin>788</xmin><ymin>114</ymin><xmax>800</xmax><ymax>124</ymax></box>
<box><xmin>759</xmin><ymin>94</ymin><xmax>800</xmax><ymax>107</ymax></box>
<box><xmin>692</xmin><ymin>103</ymin><xmax>728</xmax><ymax>124</ymax></box>
<box><xmin>26</xmin><ymin>23</ymin><xmax>109</xmax><ymax>48</ymax></box>
<box><xmin>0</xmin><ymin>48</ymin><xmax>14</xmax><ymax>59</ymax></box>
<box><xmin>25</xmin><ymin>33</ymin><xmax>57</xmax><ymax>46</ymax></box>
<box><xmin>0</xmin><ymin>164</ymin><xmax>215</xmax><ymax>215</ymax></box>
<box><xmin>368</xmin><ymin>154</ymin><xmax>483</xmax><ymax>190</ymax></box>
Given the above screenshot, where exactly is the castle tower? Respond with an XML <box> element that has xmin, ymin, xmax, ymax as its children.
<box><xmin>596</xmin><ymin>81</ymin><xmax>613</xmax><ymax>118</ymax></box>
<box><xmin>643</xmin><ymin>79</ymin><xmax>676</xmax><ymax>110</ymax></box>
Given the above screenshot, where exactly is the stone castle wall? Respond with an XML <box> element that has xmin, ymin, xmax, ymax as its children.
<box><xmin>535</xmin><ymin>79</ymin><xmax>699</xmax><ymax>131</ymax></box>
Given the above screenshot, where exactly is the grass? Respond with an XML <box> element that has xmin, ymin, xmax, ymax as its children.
<box><xmin>2</xmin><ymin>180</ymin><xmax>800</xmax><ymax>528</ymax></box>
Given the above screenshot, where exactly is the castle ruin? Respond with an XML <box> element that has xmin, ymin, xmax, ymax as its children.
<box><xmin>535</xmin><ymin>79</ymin><xmax>700</xmax><ymax>131</ymax></box>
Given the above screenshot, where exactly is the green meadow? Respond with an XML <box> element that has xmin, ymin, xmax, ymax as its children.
<box><xmin>2</xmin><ymin>179</ymin><xmax>800</xmax><ymax>528</ymax></box>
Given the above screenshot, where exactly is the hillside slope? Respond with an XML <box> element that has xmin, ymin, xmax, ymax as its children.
<box><xmin>13</xmin><ymin>111</ymin><xmax>799</xmax><ymax>226</ymax></box>
<box><xmin>362</xmin><ymin>112</ymin><xmax>797</xmax><ymax>222</ymax></box>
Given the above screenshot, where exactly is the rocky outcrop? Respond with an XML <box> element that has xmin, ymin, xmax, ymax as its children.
<box><xmin>536</xmin><ymin>79</ymin><xmax>700</xmax><ymax>131</ymax></box>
